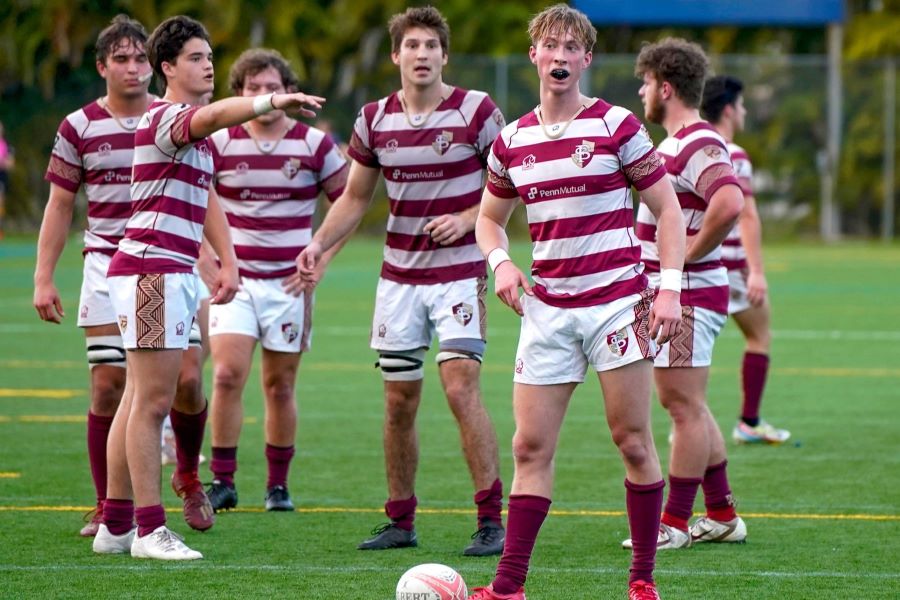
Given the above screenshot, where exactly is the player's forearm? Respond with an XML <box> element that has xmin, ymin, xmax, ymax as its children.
<box><xmin>34</xmin><ymin>195</ymin><xmax>75</xmax><ymax>283</ymax></box>
<box><xmin>190</xmin><ymin>97</ymin><xmax>260</xmax><ymax>141</ymax></box>
<box><xmin>686</xmin><ymin>186</ymin><xmax>743</xmax><ymax>263</ymax></box>
<box><xmin>312</xmin><ymin>193</ymin><xmax>370</xmax><ymax>252</ymax></box>
<box><xmin>739</xmin><ymin>195</ymin><xmax>765</xmax><ymax>274</ymax></box>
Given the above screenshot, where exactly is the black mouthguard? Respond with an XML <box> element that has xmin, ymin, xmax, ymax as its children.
<box><xmin>550</xmin><ymin>69</ymin><xmax>569</xmax><ymax>80</ymax></box>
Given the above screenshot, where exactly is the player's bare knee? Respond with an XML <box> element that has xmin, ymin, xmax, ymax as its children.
<box><xmin>511</xmin><ymin>431</ymin><xmax>551</xmax><ymax>466</ymax></box>
<box><xmin>213</xmin><ymin>363</ymin><xmax>245</xmax><ymax>393</ymax></box>
<box><xmin>264</xmin><ymin>380</ymin><xmax>295</xmax><ymax>407</ymax></box>
<box><xmin>613</xmin><ymin>430</ymin><xmax>652</xmax><ymax>468</ymax></box>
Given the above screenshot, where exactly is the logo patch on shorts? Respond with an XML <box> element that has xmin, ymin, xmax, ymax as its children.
<box><xmin>607</xmin><ymin>327</ymin><xmax>629</xmax><ymax>356</ymax></box>
<box><xmin>515</xmin><ymin>358</ymin><xmax>524</xmax><ymax>374</ymax></box>
<box><xmin>118</xmin><ymin>314</ymin><xmax>128</xmax><ymax>333</ymax></box>
<box><xmin>378</xmin><ymin>324</ymin><xmax>387</xmax><ymax>338</ymax></box>
<box><xmin>176</xmin><ymin>322</ymin><xmax>185</xmax><ymax>336</ymax></box>
<box><xmin>81</xmin><ymin>305</ymin><xmax>89</xmax><ymax>319</ymax></box>
<box><xmin>452</xmin><ymin>302</ymin><xmax>473</xmax><ymax>326</ymax></box>
<box><xmin>282</xmin><ymin>322</ymin><xmax>299</xmax><ymax>344</ymax></box>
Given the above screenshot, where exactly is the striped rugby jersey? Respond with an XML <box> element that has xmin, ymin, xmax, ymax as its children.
<box><xmin>108</xmin><ymin>99</ymin><xmax>213</xmax><ymax>276</ymax></box>
<box><xmin>210</xmin><ymin>122</ymin><xmax>348</xmax><ymax>279</ymax></box>
<box><xmin>45</xmin><ymin>99</ymin><xmax>145</xmax><ymax>256</ymax></box>
<box><xmin>486</xmin><ymin>99</ymin><xmax>666</xmax><ymax>309</ymax></box>
<box><xmin>721</xmin><ymin>142</ymin><xmax>753</xmax><ymax>272</ymax></box>
<box><xmin>347</xmin><ymin>86</ymin><xmax>504</xmax><ymax>285</ymax></box>
<box><xmin>635</xmin><ymin>121</ymin><xmax>741</xmax><ymax>314</ymax></box>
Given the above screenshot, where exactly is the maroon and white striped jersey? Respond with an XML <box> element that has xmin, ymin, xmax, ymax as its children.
<box><xmin>45</xmin><ymin>100</ymin><xmax>143</xmax><ymax>256</ymax></box>
<box><xmin>210</xmin><ymin>122</ymin><xmax>348</xmax><ymax>279</ymax></box>
<box><xmin>721</xmin><ymin>142</ymin><xmax>753</xmax><ymax>272</ymax></box>
<box><xmin>635</xmin><ymin>122</ymin><xmax>740</xmax><ymax>314</ymax></box>
<box><xmin>486</xmin><ymin>99</ymin><xmax>666</xmax><ymax>309</ymax></box>
<box><xmin>347</xmin><ymin>86</ymin><xmax>504</xmax><ymax>285</ymax></box>
<box><xmin>108</xmin><ymin>99</ymin><xmax>213</xmax><ymax>276</ymax></box>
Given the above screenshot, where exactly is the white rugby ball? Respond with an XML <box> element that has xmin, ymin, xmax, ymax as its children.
<box><xmin>396</xmin><ymin>563</ymin><xmax>468</xmax><ymax>600</ymax></box>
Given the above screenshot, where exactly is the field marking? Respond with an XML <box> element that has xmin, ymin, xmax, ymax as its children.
<box><xmin>1</xmin><ymin>505</ymin><xmax>896</xmax><ymax>522</ymax></box>
<box><xmin>0</xmin><ymin>473</ymin><xmax>21</xmax><ymax>479</ymax></box>
<box><xmin>0</xmin><ymin>389</ymin><xmax>83</xmax><ymax>398</ymax></box>
<box><xmin>0</xmin><ymin>563</ymin><xmax>897</xmax><ymax>580</ymax></box>
<box><xmin>0</xmin><ymin>416</ymin><xmax>258</xmax><ymax>424</ymax></box>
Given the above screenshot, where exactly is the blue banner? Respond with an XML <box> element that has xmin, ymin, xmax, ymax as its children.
<box><xmin>572</xmin><ymin>0</ymin><xmax>846</xmax><ymax>25</ymax></box>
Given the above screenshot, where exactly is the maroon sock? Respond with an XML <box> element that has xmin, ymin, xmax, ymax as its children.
<box><xmin>135</xmin><ymin>504</ymin><xmax>166</xmax><ymax>537</ymax></box>
<box><xmin>702</xmin><ymin>460</ymin><xmax>737</xmax><ymax>522</ymax></box>
<box><xmin>661</xmin><ymin>475</ymin><xmax>702</xmax><ymax>531</ymax></box>
<box><xmin>103</xmin><ymin>498</ymin><xmax>134</xmax><ymax>536</ymax></box>
<box><xmin>170</xmin><ymin>402</ymin><xmax>207</xmax><ymax>475</ymax></box>
<box><xmin>741</xmin><ymin>352</ymin><xmax>769</xmax><ymax>426</ymax></box>
<box><xmin>385</xmin><ymin>495</ymin><xmax>417</xmax><ymax>531</ymax></box>
<box><xmin>265</xmin><ymin>443</ymin><xmax>295</xmax><ymax>489</ymax></box>
<box><xmin>626</xmin><ymin>479</ymin><xmax>664</xmax><ymax>584</ymax></box>
<box><xmin>211</xmin><ymin>446</ymin><xmax>238</xmax><ymax>486</ymax></box>
<box><xmin>475</xmin><ymin>478</ymin><xmax>504</xmax><ymax>527</ymax></box>
<box><xmin>492</xmin><ymin>494</ymin><xmax>551</xmax><ymax>595</ymax></box>
<box><xmin>86</xmin><ymin>412</ymin><xmax>113</xmax><ymax>503</ymax></box>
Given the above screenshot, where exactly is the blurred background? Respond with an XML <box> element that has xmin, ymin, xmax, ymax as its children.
<box><xmin>0</xmin><ymin>0</ymin><xmax>897</xmax><ymax>239</ymax></box>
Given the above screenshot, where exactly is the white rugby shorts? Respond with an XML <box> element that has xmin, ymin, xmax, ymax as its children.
<box><xmin>512</xmin><ymin>289</ymin><xmax>656</xmax><ymax>385</ymax></box>
<box><xmin>727</xmin><ymin>268</ymin><xmax>752</xmax><ymax>315</ymax></box>
<box><xmin>654</xmin><ymin>305</ymin><xmax>726</xmax><ymax>368</ymax></box>
<box><xmin>208</xmin><ymin>277</ymin><xmax>312</xmax><ymax>353</ymax></box>
<box><xmin>78</xmin><ymin>252</ymin><xmax>117</xmax><ymax>327</ymax></box>
<box><xmin>108</xmin><ymin>272</ymin><xmax>200</xmax><ymax>350</ymax></box>
<box><xmin>370</xmin><ymin>277</ymin><xmax>486</xmax><ymax>352</ymax></box>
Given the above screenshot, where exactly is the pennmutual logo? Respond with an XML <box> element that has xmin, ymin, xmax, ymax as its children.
<box><xmin>527</xmin><ymin>186</ymin><xmax>538</xmax><ymax>200</ymax></box>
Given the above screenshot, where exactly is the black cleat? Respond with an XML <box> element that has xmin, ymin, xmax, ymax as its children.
<box><xmin>357</xmin><ymin>522</ymin><xmax>418</xmax><ymax>550</ymax></box>
<box><xmin>206</xmin><ymin>479</ymin><xmax>238</xmax><ymax>512</ymax></box>
<box><xmin>265</xmin><ymin>485</ymin><xmax>295</xmax><ymax>512</ymax></box>
<box><xmin>463</xmin><ymin>519</ymin><xmax>505</xmax><ymax>556</ymax></box>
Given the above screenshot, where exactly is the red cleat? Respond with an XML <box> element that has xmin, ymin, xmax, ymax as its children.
<box><xmin>468</xmin><ymin>584</ymin><xmax>526</xmax><ymax>599</ymax></box>
<box><xmin>171</xmin><ymin>471</ymin><xmax>215</xmax><ymax>531</ymax></box>
<box><xmin>628</xmin><ymin>580</ymin><xmax>661</xmax><ymax>600</ymax></box>
<box><xmin>79</xmin><ymin>501</ymin><xmax>104</xmax><ymax>537</ymax></box>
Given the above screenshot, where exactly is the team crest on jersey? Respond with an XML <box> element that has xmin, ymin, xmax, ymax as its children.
<box><xmin>386</xmin><ymin>139</ymin><xmax>399</xmax><ymax>153</ymax></box>
<box><xmin>432</xmin><ymin>131</ymin><xmax>453</xmax><ymax>155</ymax></box>
<box><xmin>196</xmin><ymin>142</ymin><xmax>211</xmax><ymax>158</ymax></box>
<box><xmin>493</xmin><ymin>110</ymin><xmax>505</xmax><ymax>128</ymax></box>
<box><xmin>281</xmin><ymin>322</ymin><xmax>299</xmax><ymax>344</ymax></box>
<box><xmin>118</xmin><ymin>314</ymin><xmax>128</xmax><ymax>333</ymax></box>
<box><xmin>639</xmin><ymin>123</ymin><xmax>652</xmax><ymax>141</ymax></box>
<box><xmin>236</xmin><ymin>161</ymin><xmax>249</xmax><ymax>174</ymax></box>
<box><xmin>452</xmin><ymin>302</ymin><xmax>473</xmax><ymax>326</ymax></box>
<box><xmin>704</xmin><ymin>146</ymin><xmax>722</xmax><ymax>159</ymax></box>
<box><xmin>571</xmin><ymin>140</ymin><xmax>595</xmax><ymax>168</ymax></box>
<box><xmin>98</xmin><ymin>142</ymin><xmax>112</xmax><ymax>157</ymax></box>
<box><xmin>176</xmin><ymin>322</ymin><xmax>185</xmax><ymax>336</ymax></box>
<box><xmin>282</xmin><ymin>158</ymin><xmax>302</xmax><ymax>179</ymax></box>
<box><xmin>522</xmin><ymin>154</ymin><xmax>536</xmax><ymax>170</ymax></box>
<box><xmin>606</xmin><ymin>327</ymin><xmax>629</xmax><ymax>356</ymax></box>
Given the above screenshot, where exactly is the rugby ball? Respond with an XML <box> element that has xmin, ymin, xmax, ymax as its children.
<box><xmin>396</xmin><ymin>563</ymin><xmax>468</xmax><ymax>600</ymax></box>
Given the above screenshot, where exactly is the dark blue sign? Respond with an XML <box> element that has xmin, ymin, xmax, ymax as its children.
<box><xmin>573</xmin><ymin>0</ymin><xmax>846</xmax><ymax>25</ymax></box>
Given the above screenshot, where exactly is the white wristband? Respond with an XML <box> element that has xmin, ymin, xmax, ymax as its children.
<box><xmin>487</xmin><ymin>248</ymin><xmax>511</xmax><ymax>273</ymax></box>
<box><xmin>253</xmin><ymin>93</ymin><xmax>276</xmax><ymax>116</ymax></box>
<box><xmin>659</xmin><ymin>268</ymin><xmax>682</xmax><ymax>293</ymax></box>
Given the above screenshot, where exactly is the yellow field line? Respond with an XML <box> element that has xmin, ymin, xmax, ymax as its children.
<box><xmin>0</xmin><ymin>389</ymin><xmax>83</xmax><ymax>398</ymax></box>
<box><xmin>1</xmin><ymin>505</ymin><xmax>896</xmax><ymax>521</ymax></box>
<box><xmin>0</xmin><ymin>473</ymin><xmax>21</xmax><ymax>478</ymax></box>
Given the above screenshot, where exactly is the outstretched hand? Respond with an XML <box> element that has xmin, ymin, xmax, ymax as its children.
<box><xmin>273</xmin><ymin>92</ymin><xmax>326</xmax><ymax>119</ymax></box>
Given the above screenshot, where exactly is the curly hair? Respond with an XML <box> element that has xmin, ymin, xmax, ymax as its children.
<box><xmin>701</xmin><ymin>75</ymin><xmax>744</xmax><ymax>124</ymax></box>
<box><xmin>229</xmin><ymin>48</ymin><xmax>300</xmax><ymax>95</ymax></box>
<box><xmin>147</xmin><ymin>15</ymin><xmax>211</xmax><ymax>89</ymax></box>
<box><xmin>528</xmin><ymin>3</ymin><xmax>596</xmax><ymax>53</ymax></box>
<box><xmin>388</xmin><ymin>6</ymin><xmax>450</xmax><ymax>54</ymax></box>
<box><xmin>95</xmin><ymin>14</ymin><xmax>148</xmax><ymax>65</ymax></box>
<box><xmin>635</xmin><ymin>37</ymin><xmax>709</xmax><ymax>108</ymax></box>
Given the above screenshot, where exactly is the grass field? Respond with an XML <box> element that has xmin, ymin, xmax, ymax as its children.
<box><xmin>1</xmin><ymin>235</ymin><xmax>898</xmax><ymax>599</ymax></box>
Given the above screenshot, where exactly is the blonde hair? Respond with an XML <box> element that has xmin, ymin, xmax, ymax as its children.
<box><xmin>528</xmin><ymin>4</ymin><xmax>597</xmax><ymax>52</ymax></box>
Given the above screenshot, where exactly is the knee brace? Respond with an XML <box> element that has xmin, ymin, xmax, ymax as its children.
<box><xmin>435</xmin><ymin>338</ymin><xmax>485</xmax><ymax>365</ymax></box>
<box><xmin>86</xmin><ymin>335</ymin><xmax>126</xmax><ymax>369</ymax></box>
<box><xmin>435</xmin><ymin>350</ymin><xmax>483</xmax><ymax>364</ymax></box>
<box><xmin>376</xmin><ymin>348</ymin><xmax>426</xmax><ymax>381</ymax></box>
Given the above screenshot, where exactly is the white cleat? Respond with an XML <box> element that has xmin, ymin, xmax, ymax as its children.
<box><xmin>732</xmin><ymin>420</ymin><xmax>791</xmax><ymax>444</ymax></box>
<box><xmin>92</xmin><ymin>524</ymin><xmax>135</xmax><ymax>554</ymax></box>
<box><xmin>131</xmin><ymin>525</ymin><xmax>203</xmax><ymax>560</ymax></box>
<box><xmin>690</xmin><ymin>516</ymin><xmax>747</xmax><ymax>544</ymax></box>
<box><xmin>622</xmin><ymin>522</ymin><xmax>691</xmax><ymax>550</ymax></box>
